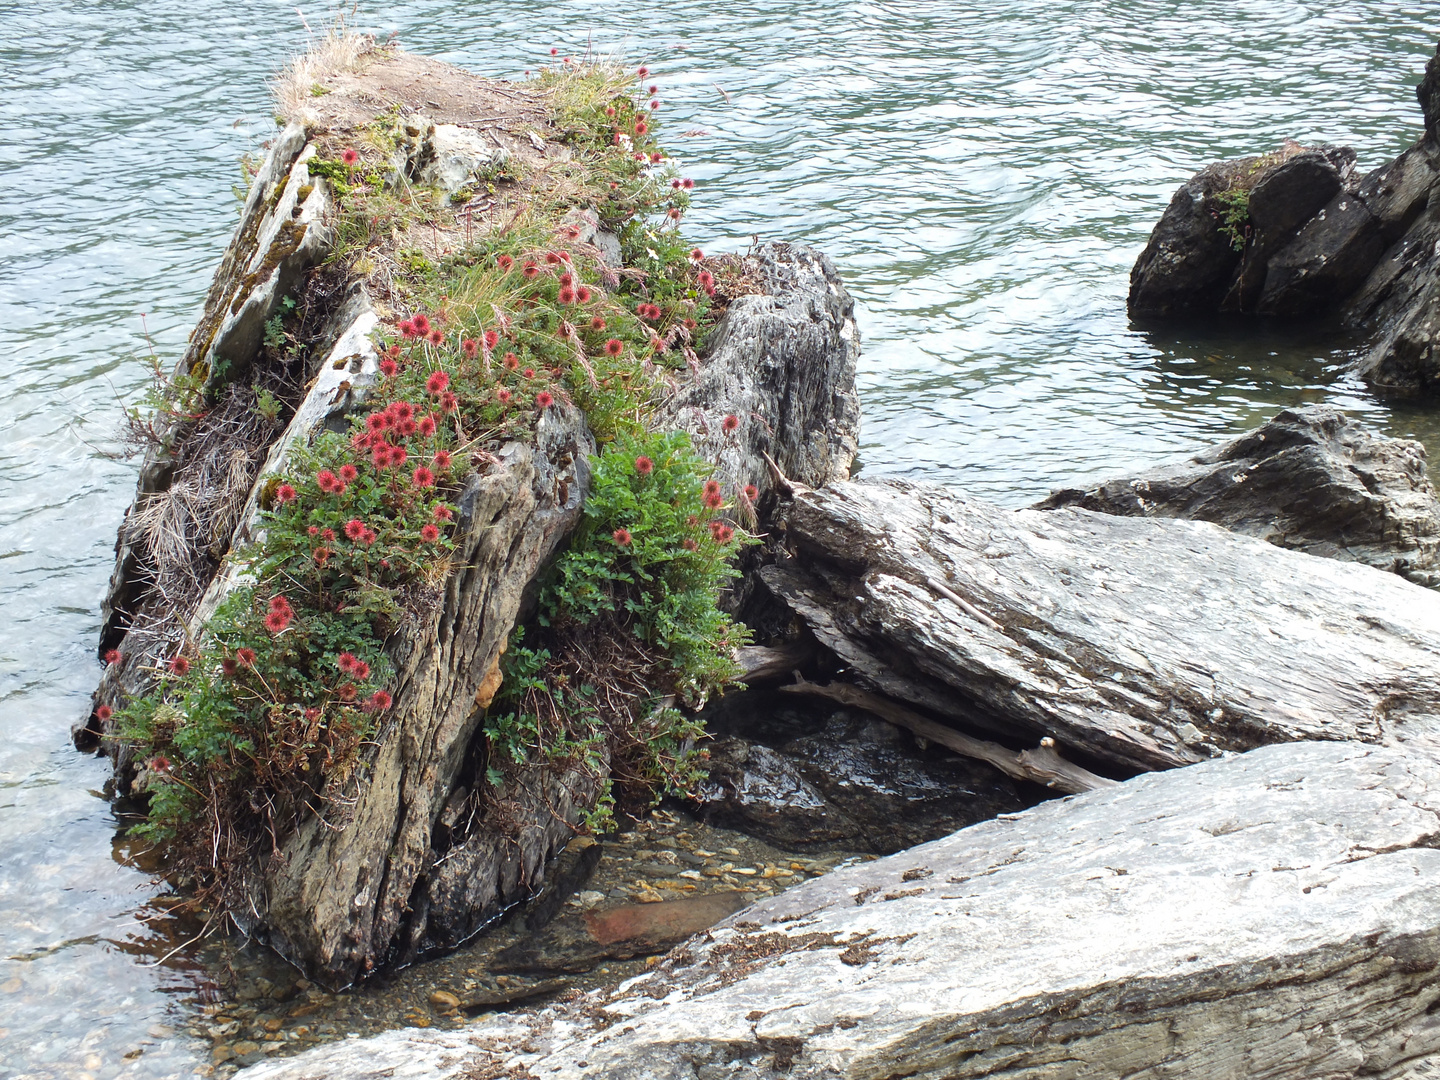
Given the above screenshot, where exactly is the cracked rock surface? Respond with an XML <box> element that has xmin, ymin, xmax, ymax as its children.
<box><xmin>241</xmin><ymin>739</ymin><xmax>1440</xmax><ymax>1078</ymax></box>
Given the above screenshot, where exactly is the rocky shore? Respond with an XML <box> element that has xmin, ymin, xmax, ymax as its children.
<box><xmin>80</xmin><ymin>35</ymin><xmax>1440</xmax><ymax>1080</ymax></box>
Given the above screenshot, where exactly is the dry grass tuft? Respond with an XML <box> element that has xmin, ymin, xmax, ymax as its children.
<box><xmin>271</xmin><ymin>8</ymin><xmax>375</xmax><ymax>123</ymax></box>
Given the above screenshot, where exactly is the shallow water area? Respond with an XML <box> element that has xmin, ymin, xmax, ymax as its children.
<box><xmin>3</xmin><ymin>2</ymin><xmax>1438</xmax><ymax>1076</ymax></box>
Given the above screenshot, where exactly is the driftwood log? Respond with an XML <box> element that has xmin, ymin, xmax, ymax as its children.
<box><xmin>758</xmin><ymin>478</ymin><xmax>1440</xmax><ymax>776</ymax></box>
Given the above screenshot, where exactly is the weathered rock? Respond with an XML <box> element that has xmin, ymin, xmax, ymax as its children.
<box><xmin>1255</xmin><ymin>189</ymin><xmax>1385</xmax><ymax>315</ymax></box>
<box><xmin>695</xmin><ymin>737</ymin><xmax>856</xmax><ymax>850</ymax></box>
<box><xmin>761</xmin><ymin>478</ymin><xmax>1440</xmax><ymax>773</ymax></box>
<box><xmin>1037</xmin><ymin>404</ymin><xmax>1440</xmax><ymax>586</ymax></box>
<box><xmin>240</xmin><ymin>739</ymin><xmax>1440</xmax><ymax>1080</ymax></box>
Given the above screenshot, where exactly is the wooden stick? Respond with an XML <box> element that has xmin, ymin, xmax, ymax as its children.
<box><xmin>778</xmin><ymin>677</ymin><xmax>1117</xmax><ymax>795</ymax></box>
<box><xmin>924</xmin><ymin>574</ymin><xmax>1003</xmax><ymax>632</ymax></box>
<box><xmin>735</xmin><ymin>640</ymin><xmax>815</xmax><ymax>683</ymax></box>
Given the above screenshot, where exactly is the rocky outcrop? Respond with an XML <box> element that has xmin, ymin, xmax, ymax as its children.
<box><xmin>241</xmin><ymin>739</ymin><xmax>1440</xmax><ymax>1080</ymax></box>
<box><xmin>1038</xmin><ymin>404</ymin><xmax>1440</xmax><ymax>586</ymax></box>
<box><xmin>1129</xmin><ymin>43</ymin><xmax>1440</xmax><ymax>393</ymax></box>
<box><xmin>759</xmin><ymin>478</ymin><xmax>1440</xmax><ymax>774</ymax></box>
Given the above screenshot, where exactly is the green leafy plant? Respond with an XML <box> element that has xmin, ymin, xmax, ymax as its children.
<box><xmin>1214</xmin><ymin>187</ymin><xmax>1252</xmax><ymax>252</ymax></box>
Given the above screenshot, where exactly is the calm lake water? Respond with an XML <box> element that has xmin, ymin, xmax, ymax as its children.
<box><xmin>2</xmin><ymin>2</ymin><xmax>1436</xmax><ymax>1075</ymax></box>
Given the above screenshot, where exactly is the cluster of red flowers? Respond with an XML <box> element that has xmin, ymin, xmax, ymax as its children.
<box><xmin>637</xmin><ymin>302</ymin><xmax>664</xmax><ymax>322</ymax></box>
<box><xmin>344</xmin><ymin>517</ymin><xmax>378</xmax><ymax>546</ymax></box>
<box><xmin>698</xmin><ymin>270</ymin><xmax>716</xmax><ymax>297</ymax></box>
<box><xmin>702</xmin><ymin>479</ymin><xmax>724</xmax><ymax>509</ymax></box>
<box><xmin>265</xmin><ymin>594</ymin><xmax>294</xmax><ymax>634</ymax></box>
<box><xmin>336</xmin><ymin>651</ymin><xmax>371</xmax><ymax>680</ymax></box>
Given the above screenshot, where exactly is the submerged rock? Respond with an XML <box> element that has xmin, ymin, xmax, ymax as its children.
<box><xmin>241</xmin><ymin>739</ymin><xmax>1440</xmax><ymax>1079</ymax></box>
<box><xmin>1037</xmin><ymin>404</ymin><xmax>1440</xmax><ymax>586</ymax></box>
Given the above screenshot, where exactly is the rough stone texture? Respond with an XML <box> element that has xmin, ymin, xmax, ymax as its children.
<box><xmin>760</xmin><ymin>478</ymin><xmax>1440</xmax><ymax>773</ymax></box>
<box><xmin>660</xmin><ymin>242</ymin><xmax>861</xmax><ymax>499</ymax></box>
<box><xmin>241</xmin><ymin>739</ymin><xmax>1440</xmax><ymax>1080</ymax></box>
<box><xmin>1256</xmin><ymin>189</ymin><xmax>1385</xmax><ymax>316</ymax></box>
<box><xmin>1037</xmin><ymin>404</ymin><xmax>1440</xmax><ymax>586</ymax></box>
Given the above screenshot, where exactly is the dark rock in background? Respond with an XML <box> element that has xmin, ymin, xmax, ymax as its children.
<box><xmin>1037</xmin><ymin>404</ymin><xmax>1440</xmax><ymax>586</ymax></box>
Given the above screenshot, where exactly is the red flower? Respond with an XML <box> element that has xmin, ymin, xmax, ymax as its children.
<box><xmin>390</xmin><ymin>398</ymin><xmax>416</xmax><ymax>419</ymax></box>
<box><xmin>427</xmin><ymin>328</ymin><xmax>444</xmax><ymax>346</ymax></box>
<box><xmin>367</xmin><ymin>412</ymin><xmax>390</xmax><ymax>433</ymax></box>
<box><xmin>590</xmin><ymin>316</ymin><xmax>606</xmax><ymax>331</ymax></box>
<box><xmin>427</xmin><ymin>370</ymin><xmax>450</xmax><ymax>394</ymax></box>
<box><xmin>635</xmin><ymin>455</ymin><xmax>654</xmax><ymax>475</ymax></box>
<box><xmin>337</xmin><ymin>652</ymin><xmax>358</xmax><ymax>673</ymax></box>
<box><xmin>362</xmin><ymin>527</ymin><xmax>378</xmax><ymax>546</ymax></box>
<box><xmin>366</xmin><ymin>689</ymin><xmax>393</xmax><ymax>712</ymax></box>
<box><xmin>703</xmin><ymin>479</ymin><xmax>723</xmax><ymax>500</ymax></box>
<box><xmin>550</xmin><ymin>46</ymin><xmax>559</xmax><ymax>54</ymax></box>
<box><xmin>95</xmin><ymin>704</ymin><xmax>113</xmax><ymax>722</ymax></box>
<box><xmin>671</xmin><ymin>179</ymin><xmax>682</xmax><ymax>190</ymax></box>
<box><xmin>722</xmin><ymin>414</ymin><xmax>740</xmax><ymax>433</ymax></box>
<box><xmin>388</xmin><ymin>344</ymin><xmax>401</xmax><ymax>359</ymax></box>
<box><xmin>638</xmin><ymin>66</ymin><xmax>649</xmax><ymax>77</ymax></box>
<box><xmin>604</xmin><ymin>338</ymin><xmax>623</xmax><ymax>357</ymax></box>
<box><xmin>339</xmin><ymin>463</ymin><xmax>358</xmax><ymax>483</ymax></box>
<box><xmin>269</xmin><ymin>594</ymin><xmax>291</xmax><ymax>613</ymax></box>
<box><xmin>412</xmin><ymin>466</ymin><xmax>435</xmax><ymax>488</ymax></box>
<box><xmin>149</xmin><ymin>755</ymin><xmax>171</xmax><ymax>772</ymax></box>
<box><xmin>536</xmin><ymin>391</ymin><xmax>554</xmax><ymax>409</ymax></box>
<box><xmin>276</xmin><ymin>483</ymin><xmax>297</xmax><ymax>504</ymax></box>
<box><xmin>304</xmin><ymin>707</ymin><xmax>321</xmax><ymax>721</ymax></box>
<box><xmin>634</xmin><ymin>119</ymin><xmax>649</xmax><ymax>135</ymax></box>
<box><xmin>501</xmin><ymin>352</ymin><xmax>519</xmax><ymax>371</ymax></box>
<box><xmin>412</xmin><ymin>314</ymin><xmax>431</xmax><ymax>335</ymax></box>
<box><xmin>691</xmin><ymin>248</ymin><xmax>703</xmax><ymax>260</ymax></box>
<box><xmin>337</xmin><ymin>682</ymin><xmax>358</xmax><ymax>702</ymax></box>
<box><xmin>399</xmin><ymin>319</ymin><xmax>416</xmax><ymax>339</ymax></box>
<box><xmin>433</xmin><ymin>449</ymin><xmax>452</xmax><ymax>469</ymax></box>
<box><xmin>497</xmin><ymin>254</ymin><xmax>514</xmax><ymax>271</ymax></box>
<box><xmin>104</xmin><ymin>648</ymin><xmax>122</xmax><ymax>665</ymax></box>
<box><xmin>434</xmin><ymin>505</ymin><xmax>454</xmax><ymax>522</ymax></box>
<box><xmin>372</xmin><ymin>444</ymin><xmax>393</xmax><ymax>468</ymax></box>
<box><xmin>352</xmin><ymin>659</ymin><xmax>370</xmax><ymax>680</ymax></box>
<box><xmin>497</xmin><ymin>387</ymin><xmax>513</xmax><ymax>404</ymax></box>
<box><xmin>523</xmin><ymin>262</ymin><xmax>540</xmax><ymax>279</ymax></box>
<box><xmin>342</xmin><ymin>148</ymin><xmax>359</xmax><ymax>166</ymax></box>
<box><xmin>698</xmin><ymin>270</ymin><xmax>715</xmax><ymax>288</ymax></box>
<box><xmin>559</xmin><ymin>272</ymin><xmax>574</xmax><ymax>287</ymax></box>
<box><xmin>222</xmin><ymin>656</ymin><xmax>239</xmax><ymax>675</ymax></box>
<box><xmin>667</xmin><ymin>208</ymin><xmax>682</xmax><ymax>221</ymax></box>
<box><xmin>683</xmin><ymin>317</ymin><xmax>698</xmax><ymax>330</ymax></box>
<box><xmin>345</xmin><ymin>518</ymin><xmax>366</xmax><ymax>541</ymax></box>
<box><xmin>613</xmin><ymin>527</ymin><xmax>632</xmax><ymax>546</ymax></box>
<box><xmin>462</xmin><ymin>338</ymin><xmax>478</xmax><ymax>358</ymax></box>
<box><xmin>556</xmin><ymin>250</ymin><xmax>571</xmax><ymax>263</ymax></box>
<box><xmin>418</xmin><ymin>415</ymin><xmax>437</xmax><ymax>436</ymax></box>
<box><xmin>558</xmin><ymin>286</ymin><xmax>576</xmax><ymax>305</ymax></box>
<box><xmin>704</xmin><ymin>491</ymin><xmax>724</xmax><ymax>509</ymax></box>
<box><xmin>308</xmin><ymin>524</ymin><xmax>320</xmax><ymax>536</ymax></box>
<box><xmin>379</xmin><ymin>358</ymin><xmax>399</xmax><ymax>377</ymax></box>
<box><xmin>717</xmin><ymin>525</ymin><xmax>735</xmax><ymax>543</ymax></box>
<box><xmin>649</xmin><ymin>84</ymin><xmax>659</xmax><ymax>94</ymax></box>
<box><xmin>317</xmin><ymin>469</ymin><xmax>338</xmax><ymax>492</ymax></box>
<box><xmin>651</xmin><ymin>335</ymin><xmax>667</xmax><ymax>353</ymax></box>
<box><xmin>575</xmin><ymin>285</ymin><xmax>592</xmax><ymax>303</ymax></box>
<box><xmin>709</xmin><ymin>519</ymin><xmax>725</xmax><ymax>538</ymax></box>
<box><xmin>322</xmin><ymin>528</ymin><xmax>335</xmax><ymax>541</ymax></box>
<box><xmin>650</xmin><ymin>151</ymin><xmax>663</xmax><ymax>163</ymax></box>
<box><xmin>650</xmin><ymin>100</ymin><xmax>660</xmax><ymax>111</ymax></box>
<box><xmin>389</xmin><ymin>445</ymin><xmax>408</xmax><ymax>469</ymax></box>
<box><xmin>440</xmin><ymin>391</ymin><xmax>458</xmax><ymax>413</ymax></box>
<box><xmin>523</xmin><ymin>367</ymin><xmax>536</xmax><ymax>379</ymax></box>
<box><xmin>545</xmin><ymin>252</ymin><xmax>562</xmax><ymax>265</ymax></box>
<box><xmin>744</xmin><ymin>484</ymin><xmax>759</xmax><ymax>502</ymax></box>
<box><xmin>313</xmin><ymin>546</ymin><xmax>331</xmax><ymax>567</ymax></box>
<box><xmin>421</xmin><ymin>523</ymin><xmax>440</xmax><ymax>543</ymax></box>
<box><xmin>168</xmin><ymin>656</ymin><xmax>190</xmax><ymax>676</ymax></box>
<box><xmin>605</xmin><ymin>106</ymin><xmax>616</xmax><ymax>117</ymax></box>
<box><xmin>682</xmin><ymin>178</ymin><xmax>695</xmax><ymax>189</ymax></box>
<box><xmin>236</xmin><ymin>647</ymin><xmax>256</xmax><ymax>667</ymax></box>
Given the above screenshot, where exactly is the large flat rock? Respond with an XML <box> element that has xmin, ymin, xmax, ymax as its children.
<box><xmin>243</xmin><ymin>739</ymin><xmax>1440</xmax><ymax>1079</ymax></box>
<box><xmin>763</xmin><ymin>479</ymin><xmax>1440</xmax><ymax>772</ymax></box>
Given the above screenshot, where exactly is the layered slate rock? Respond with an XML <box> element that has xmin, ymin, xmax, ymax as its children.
<box><xmin>243</xmin><ymin>739</ymin><xmax>1440</xmax><ymax>1079</ymax></box>
<box><xmin>761</xmin><ymin>479</ymin><xmax>1440</xmax><ymax>773</ymax></box>
<box><xmin>1037</xmin><ymin>404</ymin><xmax>1440</xmax><ymax>586</ymax></box>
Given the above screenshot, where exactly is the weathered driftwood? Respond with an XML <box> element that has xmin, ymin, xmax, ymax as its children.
<box><xmin>759</xmin><ymin>478</ymin><xmax>1440</xmax><ymax>774</ymax></box>
<box><xmin>1038</xmin><ymin>404</ymin><xmax>1440</xmax><ymax>587</ymax></box>
<box><xmin>243</xmin><ymin>739</ymin><xmax>1440</xmax><ymax>1080</ymax></box>
<box><xmin>778</xmin><ymin>677</ymin><xmax>1115</xmax><ymax>795</ymax></box>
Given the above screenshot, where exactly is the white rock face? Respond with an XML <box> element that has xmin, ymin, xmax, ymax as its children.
<box><xmin>416</xmin><ymin>123</ymin><xmax>509</xmax><ymax>194</ymax></box>
<box><xmin>242</xmin><ymin>739</ymin><xmax>1440</xmax><ymax>1079</ymax></box>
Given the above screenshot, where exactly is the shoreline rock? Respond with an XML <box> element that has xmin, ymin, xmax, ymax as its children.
<box><xmin>1037</xmin><ymin>404</ymin><xmax>1440</xmax><ymax>586</ymax></box>
<box><xmin>1128</xmin><ymin>42</ymin><xmax>1440</xmax><ymax>393</ymax></box>
<box><xmin>240</xmin><ymin>739</ymin><xmax>1440</xmax><ymax>1079</ymax></box>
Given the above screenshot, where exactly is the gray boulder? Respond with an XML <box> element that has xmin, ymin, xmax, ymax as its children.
<box><xmin>240</xmin><ymin>739</ymin><xmax>1440</xmax><ymax>1079</ymax></box>
<box><xmin>1037</xmin><ymin>404</ymin><xmax>1440</xmax><ymax>586</ymax></box>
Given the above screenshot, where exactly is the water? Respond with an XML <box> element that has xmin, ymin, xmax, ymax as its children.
<box><xmin>2</xmin><ymin>2</ymin><xmax>1435</xmax><ymax>1075</ymax></box>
